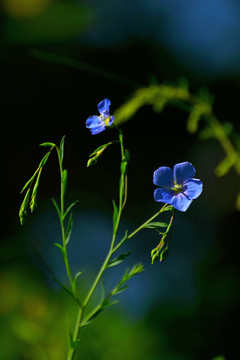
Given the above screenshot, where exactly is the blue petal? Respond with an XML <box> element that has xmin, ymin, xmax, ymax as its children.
<box><xmin>171</xmin><ymin>193</ymin><xmax>193</xmax><ymax>212</ymax></box>
<box><xmin>153</xmin><ymin>188</ymin><xmax>175</xmax><ymax>204</ymax></box>
<box><xmin>98</xmin><ymin>99</ymin><xmax>111</xmax><ymax>117</ymax></box>
<box><xmin>173</xmin><ymin>162</ymin><xmax>196</xmax><ymax>185</ymax></box>
<box><xmin>90</xmin><ymin>125</ymin><xmax>106</xmax><ymax>135</ymax></box>
<box><xmin>183</xmin><ymin>179</ymin><xmax>203</xmax><ymax>199</ymax></box>
<box><xmin>153</xmin><ymin>167</ymin><xmax>174</xmax><ymax>188</ymax></box>
<box><xmin>154</xmin><ymin>188</ymin><xmax>193</xmax><ymax>212</ymax></box>
<box><xmin>86</xmin><ymin>115</ymin><xmax>103</xmax><ymax>128</ymax></box>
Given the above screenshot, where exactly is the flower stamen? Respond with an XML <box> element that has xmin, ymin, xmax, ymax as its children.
<box><xmin>171</xmin><ymin>183</ymin><xmax>183</xmax><ymax>194</ymax></box>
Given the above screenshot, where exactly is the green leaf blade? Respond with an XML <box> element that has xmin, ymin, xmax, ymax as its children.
<box><xmin>107</xmin><ymin>251</ymin><xmax>131</xmax><ymax>268</ymax></box>
<box><xmin>19</xmin><ymin>188</ymin><xmax>31</xmax><ymax>225</ymax></box>
<box><xmin>64</xmin><ymin>200</ymin><xmax>78</xmax><ymax>219</ymax></box>
<box><xmin>144</xmin><ymin>222</ymin><xmax>168</xmax><ymax>229</ymax></box>
<box><xmin>65</xmin><ymin>213</ymin><xmax>73</xmax><ymax>245</ymax></box>
<box><xmin>59</xmin><ymin>135</ymin><xmax>65</xmax><ymax>163</ymax></box>
<box><xmin>52</xmin><ymin>198</ymin><xmax>62</xmax><ymax>221</ymax></box>
<box><xmin>39</xmin><ymin>142</ymin><xmax>56</xmax><ymax>148</ymax></box>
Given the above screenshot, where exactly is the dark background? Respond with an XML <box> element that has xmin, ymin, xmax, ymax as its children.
<box><xmin>1</xmin><ymin>1</ymin><xmax>240</xmax><ymax>359</ymax></box>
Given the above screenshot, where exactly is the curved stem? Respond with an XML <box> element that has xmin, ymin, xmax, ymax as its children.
<box><xmin>67</xmin><ymin>129</ymin><xmax>127</xmax><ymax>360</ymax></box>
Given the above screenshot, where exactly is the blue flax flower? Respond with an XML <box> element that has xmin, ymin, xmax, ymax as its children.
<box><xmin>153</xmin><ymin>162</ymin><xmax>203</xmax><ymax>212</ymax></box>
<box><xmin>86</xmin><ymin>99</ymin><xmax>114</xmax><ymax>135</ymax></box>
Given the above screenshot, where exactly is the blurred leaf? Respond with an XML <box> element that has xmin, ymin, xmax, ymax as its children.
<box><xmin>107</xmin><ymin>252</ymin><xmax>131</xmax><ymax>268</ymax></box>
<box><xmin>187</xmin><ymin>103</ymin><xmax>210</xmax><ymax>134</ymax></box>
<box><xmin>72</xmin><ymin>271</ymin><xmax>83</xmax><ymax>295</ymax></box>
<box><xmin>111</xmin><ymin>264</ymin><xmax>144</xmax><ymax>296</ymax></box>
<box><xmin>65</xmin><ymin>213</ymin><xmax>73</xmax><ymax>245</ymax></box>
<box><xmin>121</xmin><ymin>161</ymin><xmax>128</xmax><ymax>174</ymax></box>
<box><xmin>235</xmin><ymin>192</ymin><xmax>240</xmax><ymax>210</ymax></box>
<box><xmin>52</xmin><ymin>198</ymin><xmax>61</xmax><ymax>221</ymax></box>
<box><xmin>5</xmin><ymin>2</ymin><xmax>93</xmax><ymax>44</ymax></box>
<box><xmin>215</xmin><ymin>156</ymin><xmax>235</xmax><ymax>177</ymax></box>
<box><xmin>64</xmin><ymin>200</ymin><xmax>78</xmax><ymax>219</ymax></box>
<box><xmin>144</xmin><ymin>222</ymin><xmax>168</xmax><ymax>229</ymax></box>
<box><xmin>113</xmin><ymin>230</ymin><xmax>128</xmax><ymax>252</ymax></box>
<box><xmin>54</xmin><ymin>243</ymin><xmax>66</xmax><ymax>258</ymax></box>
<box><xmin>51</xmin><ymin>274</ymin><xmax>78</xmax><ymax>304</ymax></box>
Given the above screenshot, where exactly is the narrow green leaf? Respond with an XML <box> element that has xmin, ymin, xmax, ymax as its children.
<box><xmin>107</xmin><ymin>251</ymin><xmax>131</xmax><ymax>268</ymax></box>
<box><xmin>64</xmin><ymin>200</ymin><xmax>78</xmax><ymax>219</ymax></box>
<box><xmin>51</xmin><ymin>198</ymin><xmax>62</xmax><ymax>221</ymax></box>
<box><xmin>29</xmin><ymin>168</ymin><xmax>43</xmax><ymax>212</ymax></box>
<box><xmin>162</xmin><ymin>205</ymin><xmax>173</xmax><ymax>212</ymax></box>
<box><xmin>19</xmin><ymin>188</ymin><xmax>31</xmax><ymax>225</ymax></box>
<box><xmin>61</xmin><ymin>169</ymin><xmax>68</xmax><ymax>196</ymax></box>
<box><xmin>111</xmin><ymin>263</ymin><xmax>144</xmax><ymax>296</ymax></box>
<box><xmin>82</xmin><ymin>299</ymin><xmax>119</xmax><ymax>326</ymax></box>
<box><xmin>66</xmin><ymin>213</ymin><xmax>73</xmax><ymax>245</ymax></box>
<box><xmin>54</xmin><ymin>243</ymin><xmax>66</xmax><ymax>258</ymax></box>
<box><xmin>89</xmin><ymin>142</ymin><xmax>113</xmax><ymax>157</ymax></box>
<box><xmin>113</xmin><ymin>230</ymin><xmax>128</xmax><ymax>252</ymax></box>
<box><xmin>87</xmin><ymin>142</ymin><xmax>114</xmax><ymax>167</ymax></box>
<box><xmin>72</xmin><ymin>270</ymin><xmax>83</xmax><ymax>295</ymax></box>
<box><xmin>38</xmin><ymin>151</ymin><xmax>51</xmax><ymax>168</ymax></box>
<box><xmin>20</xmin><ymin>169</ymin><xmax>38</xmax><ymax>194</ymax></box>
<box><xmin>100</xmin><ymin>280</ymin><xmax>106</xmax><ymax>303</ymax></box>
<box><xmin>144</xmin><ymin>222</ymin><xmax>168</xmax><ymax>229</ymax></box>
<box><xmin>112</xmin><ymin>285</ymin><xmax>129</xmax><ymax>296</ymax></box>
<box><xmin>128</xmin><ymin>263</ymin><xmax>144</xmax><ymax>277</ymax></box>
<box><xmin>112</xmin><ymin>200</ymin><xmax>118</xmax><ymax>229</ymax></box>
<box><xmin>51</xmin><ymin>275</ymin><xmax>79</xmax><ymax>304</ymax></box>
<box><xmin>39</xmin><ymin>142</ymin><xmax>56</xmax><ymax>148</ymax></box>
<box><xmin>59</xmin><ymin>135</ymin><xmax>65</xmax><ymax>163</ymax></box>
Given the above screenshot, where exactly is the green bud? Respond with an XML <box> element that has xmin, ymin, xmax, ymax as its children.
<box><xmin>151</xmin><ymin>248</ymin><xmax>160</xmax><ymax>264</ymax></box>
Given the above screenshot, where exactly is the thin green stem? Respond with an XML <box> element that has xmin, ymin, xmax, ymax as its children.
<box><xmin>127</xmin><ymin>204</ymin><xmax>169</xmax><ymax>240</ymax></box>
<box><xmin>67</xmin><ymin>129</ymin><xmax>127</xmax><ymax>360</ymax></box>
<box><xmin>56</xmin><ymin>147</ymin><xmax>74</xmax><ymax>289</ymax></box>
<box><xmin>67</xmin><ymin>306</ymin><xmax>83</xmax><ymax>360</ymax></box>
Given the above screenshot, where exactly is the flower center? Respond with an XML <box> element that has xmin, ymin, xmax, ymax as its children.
<box><xmin>172</xmin><ymin>183</ymin><xmax>183</xmax><ymax>194</ymax></box>
<box><xmin>100</xmin><ymin>115</ymin><xmax>111</xmax><ymax>126</ymax></box>
<box><xmin>104</xmin><ymin>116</ymin><xmax>111</xmax><ymax>125</ymax></box>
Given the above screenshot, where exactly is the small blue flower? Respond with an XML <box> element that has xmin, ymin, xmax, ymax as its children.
<box><xmin>86</xmin><ymin>99</ymin><xmax>114</xmax><ymax>135</ymax></box>
<box><xmin>153</xmin><ymin>162</ymin><xmax>203</xmax><ymax>212</ymax></box>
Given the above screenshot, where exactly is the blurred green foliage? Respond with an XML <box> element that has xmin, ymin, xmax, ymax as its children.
<box><xmin>3</xmin><ymin>1</ymin><xmax>93</xmax><ymax>44</ymax></box>
<box><xmin>1</xmin><ymin>248</ymin><xmax>235</xmax><ymax>360</ymax></box>
<box><xmin>0</xmin><ymin>264</ymin><xmax>68</xmax><ymax>359</ymax></box>
<box><xmin>114</xmin><ymin>81</ymin><xmax>240</xmax><ymax>209</ymax></box>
